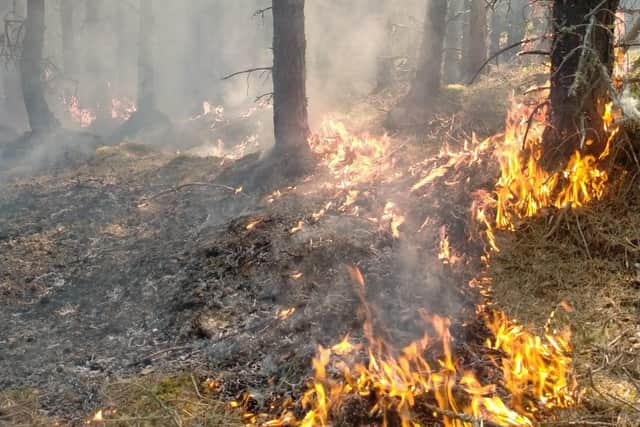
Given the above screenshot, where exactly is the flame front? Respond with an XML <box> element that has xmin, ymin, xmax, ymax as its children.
<box><xmin>493</xmin><ymin>99</ymin><xmax>617</xmax><ymax>230</ymax></box>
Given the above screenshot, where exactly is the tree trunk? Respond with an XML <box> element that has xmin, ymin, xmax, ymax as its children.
<box><xmin>137</xmin><ymin>0</ymin><xmax>156</xmax><ymax>114</ymax></box>
<box><xmin>20</xmin><ymin>0</ymin><xmax>58</xmax><ymax>133</ymax></box>
<box><xmin>443</xmin><ymin>0</ymin><xmax>462</xmax><ymax>84</ymax></box>
<box><xmin>505</xmin><ymin>0</ymin><xmax>526</xmax><ymax>61</ymax></box>
<box><xmin>464</xmin><ymin>0</ymin><xmax>487</xmax><ymax>81</ymax></box>
<box><xmin>60</xmin><ymin>0</ymin><xmax>75</xmax><ymax>77</ymax></box>
<box><xmin>542</xmin><ymin>0</ymin><xmax>619</xmax><ymax>169</ymax></box>
<box><xmin>84</xmin><ymin>0</ymin><xmax>110</xmax><ymax>123</ymax></box>
<box><xmin>408</xmin><ymin>0</ymin><xmax>448</xmax><ymax>102</ymax></box>
<box><xmin>272</xmin><ymin>0</ymin><xmax>312</xmax><ymax>177</ymax></box>
<box><xmin>490</xmin><ymin>5</ymin><xmax>503</xmax><ymax>65</ymax></box>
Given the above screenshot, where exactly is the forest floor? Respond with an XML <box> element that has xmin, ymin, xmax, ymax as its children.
<box><xmin>1</xmin><ymin>67</ymin><xmax>639</xmax><ymax>426</ymax></box>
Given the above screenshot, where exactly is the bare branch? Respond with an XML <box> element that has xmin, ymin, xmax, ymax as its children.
<box><xmin>221</xmin><ymin>67</ymin><xmax>272</xmax><ymax>81</ymax></box>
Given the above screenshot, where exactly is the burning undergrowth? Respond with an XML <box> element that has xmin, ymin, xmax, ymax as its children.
<box><xmin>161</xmin><ymin>81</ymin><xmax>624</xmax><ymax>426</ymax></box>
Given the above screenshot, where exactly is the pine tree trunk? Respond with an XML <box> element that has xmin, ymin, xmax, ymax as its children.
<box><xmin>464</xmin><ymin>0</ymin><xmax>487</xmax><ymax>81</ymax></box>
<box><xmin>137</xmin><ymin>0</ymin><xmax>156</xmax><ymax>114</ymax></box>
<box><xmin>20</xmin><ymin>0</ymin><xmax>58</xmax><ymax>133</ymax></box>
<box><xmin>443</xmin><ymin>0</ymin><xmax>462</xmax><ymax>84</ymax></box>
<box><xmin>272</xmin><ymin>0</ymin><xmax>312</xmax><ymax>176</ymax></box>
<box><xmin>542</xmin><ymin>0</ymin><xmax>619</xmax><ymax>168</ymax></box>
<box><xmin>60</xmin><ymin>0</ymin><xmax>75</xmax><ymax>77</ymax></box>
<box><xmin>408</xmin><ymin>0</ymin><xmax>448</xmax><ymax>102</ymax></box>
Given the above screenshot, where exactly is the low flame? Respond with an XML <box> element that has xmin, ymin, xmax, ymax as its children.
<box><xmin>382</xmin><ymin>201</ymin><xmax>405</xmax><ymax>238</ymax></box>
<box><xmin>276</xmin><ymin>307</ymin><xmax>296</xmax><ymax>320</ymax></box>
<box><xmin>64</xmin><ymin>95</ymin><xmax>97</xmax><ymax>128</ymax></box>
<box><xmin>252</xmin><ymin>272</ymin><xmax>575</xmax><ymax>426</ymax></box>
<box><xmin>309</xmin><ymin>119</ymin><xmax>391</xmax><ymax>188</ymax></box>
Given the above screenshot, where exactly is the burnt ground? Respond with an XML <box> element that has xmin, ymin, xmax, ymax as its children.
<box><xmin>0</xmin><ymin>115</ymin><xmax>486</xmax><ymax>425</ymax></box>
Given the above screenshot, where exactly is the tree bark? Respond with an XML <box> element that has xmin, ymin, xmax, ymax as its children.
<box><xmin>60</xmin><ymin>0</ymin><xmax>75</xmax><ymax>77</ymax></box>
<box><xmin>542</xmin><ymin>0</ymin><xmax>619</xmax><ymax>169</ymax></box>
<box><xmin>137</xmin><ymin>0</ymin><xmax>156</xmax><ymax>114</ymax></box>
<box><xmin>443</xmin><ymin>0</ymin><xmax>463</xmax><ymax>84</ymax></box>
<box><xmin>272</xmin><ymin>0</ymin><xmax>312</xmax><ymax>176</ymax></box>
<box><xmin>20</xmin><ymin>0</ymin><xmax>58</xmax><ymax>133</ymax></box>
<box><xmin>408</xmin><ymin>0</ymin><xmax>448</xmax><ymax>102</ymax></box>
<box><xmin>464</xmin><ymin>0</ymin><xmax>487</xmax><ymax>81</ymax></box>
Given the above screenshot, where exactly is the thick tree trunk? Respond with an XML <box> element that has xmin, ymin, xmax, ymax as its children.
<box><xmin>272</xmin><ymin>0</ymin><xmax>312</xmax><ymax>176</ymax></box>
<box><xmin>137</xmin><ymin>0</ymin><xmax>156</xmax><ymax>114</ymax></box>
<box><xmin>20</xmin><ymin>0</ymin><xmax>58</xmax><ymax>133</ymax></box>
<box><xmin>443</xmin><ymin>0</ymin><xmax>463</xmax><ymax>84</ymax></box>
<box><xmin>542</xmin><ymin>0</ymin><xmax>619</xmax><ymax>168</ymax></box>
<box><xmin>464</xmin><ymin>0</ymin><xmax>487</xmax><ymax>81</ymax></box>
<box><xmin>60</xmin><ymin>0</ymin><xmax>75</xmax><ymax>76</ymax></box>
<box><xmin>408</xmin><ymin>0</ymin><xmax>448</xmax><ymax>102</ymax></box>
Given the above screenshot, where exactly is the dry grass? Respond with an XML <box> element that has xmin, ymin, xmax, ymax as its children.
<box><xmin>488</xmin><ymin>170</ymin><xmax>640</xmax><ymax>426</ymax></box>
<box><xmin>0</xmin><ymin>373</ymin><xmax>241</xmax><ymax>427</ymax></box>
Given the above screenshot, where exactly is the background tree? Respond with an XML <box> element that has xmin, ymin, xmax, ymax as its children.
<box><xmin>20</xmin><ymin>0</ymin><xmax>58</xmax><ymax>133</ymax></box>
<box><xmin>60</xmin><ymin>0</ymin><xmax>75</xmax><ymax>77</ymax></box>
<box><xmin>271</xmin><ymin>0</ymin><xmax>312</xmax><ymax>178</ymax></box>
<box><xmin>407</xmin><ymin>0</ymin><xmax>448</xmax><ymax>103</ymax></box>
<box><xmin>463</xmin><ymin>0</ymin><xmax>487</xmax><ymax>81</ymax></box>
<box><xmin>505</xmin><ymin>0</ymin><xmax>527</xmax><ymax>61</ymax></box>
<box><xmin>137</xmin><ymin>0</ymin><xmax>156</xmax><ymax>116</ymax></box>
<box><xmin>542</xmin><ymin>0</ymin><xmax>620</xmax><ymax>168</ymax></box>
<box><xmin>444</xmin><ymin>0</ymin><xmax>464</xmax><ymax>84</ymax></box>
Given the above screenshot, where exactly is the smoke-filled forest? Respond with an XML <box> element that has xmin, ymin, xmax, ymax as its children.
<box><xmin>2</xmin><ymin>0</ymin><xmax>640</xmax><ymax>426</ymax></box>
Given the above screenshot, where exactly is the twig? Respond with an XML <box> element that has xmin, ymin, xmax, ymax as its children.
<box><xmin>190</xmin><ymin>373</ymin><xmax>204</xmax><ymax>399</ymax></box>
<box><xmin>588</xmin><ymin>369</ymin><xmax>640</xmax><ymax>413</ymax></box>
<box><xmin>544</xmin><ymin>203</ymin><xmax>571</xmax><ymax>239</ymax></box>
<box><xmin>574</xmin><ymin>212</ymin><xmax>592</xmax><ymax>260</ymax></box>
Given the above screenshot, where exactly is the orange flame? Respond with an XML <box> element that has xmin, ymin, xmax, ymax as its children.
<box><xmin>309</xmin><ymin>119</ymin><xmax>391</xmax><ymax>188</ymax></box>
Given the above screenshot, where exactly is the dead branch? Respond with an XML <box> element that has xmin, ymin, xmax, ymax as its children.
<box><xmin>253</xmin><ymin>6</ymin><xmax>272</xmax><ymax>18</ymax></box>
<box><xmin>221</xmin><ymin>67</ymin><xmax>272</xmax><ymax>81</ymax></box>
<box><xmin>569</xmin><ymin>15</ymin><xmax>597</xmax><ymax>98</ymax></box>
<box><xmin>468</xmin><ymin>36</ymin><xmax>547</xmax><ymax>84</ymax></box>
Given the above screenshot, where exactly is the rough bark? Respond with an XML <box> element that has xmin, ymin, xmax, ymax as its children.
<box><xmin>464</xmin><ymin>0</ymin><xmax>487</xmax><ymax>81</ymax></box>
<box><xmin>60</xmin><ymin>0</ymin><xmax>75</xmax><ymax>76</ymax></box>
<box><xmin>542</xmin><ymin>0</ymin><xmax>620</xmax><ymax>169</ymax></box>
<box><xmin>408</xmin><ymin>0</ymin><xmax>448</xmax><ymax>103</ymax></box>
<box><xmin>272</xmin><ymin>0</ymin><xmax>312</xmax><ymax>177</ymax></box>
<box><xmin>20</xmin><ymin>0</ymin><xmax>58</xmax><ymax>133</ymax></box>
<box><xmin>137</xmin><ymin>0</ymin><xmax>156</xmax><ymax>114</ymax></box>
<box><xmin>443</xmin><ymin>0</ymin><xmax>463</xmax><ymax>84</ymax></box>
